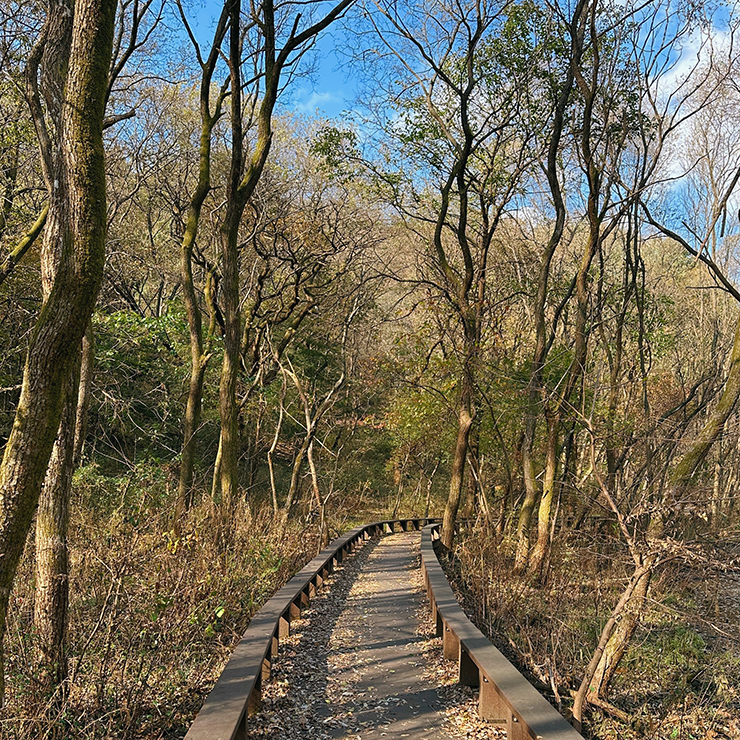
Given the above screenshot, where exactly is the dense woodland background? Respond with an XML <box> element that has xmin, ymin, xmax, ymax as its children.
<box><xmin>1</xmin><ymin>0</ymin><xmax>740</xmax><ymax>737</ymax></box>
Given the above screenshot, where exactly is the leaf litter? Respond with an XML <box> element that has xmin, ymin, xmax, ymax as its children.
<box><xmin>244</xmin><ymin>532</ymin><xmax>505</xmax><ymax>739</ymax></box>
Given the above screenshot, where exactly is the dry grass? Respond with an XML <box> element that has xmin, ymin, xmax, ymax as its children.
<box><xmin>2</xmin><ymin>490</ymin><xmax>321</xmax><ymax>740</ymax></box>
<box><xmin>445</xmin><ymin>522</ymin><xmax>740</xmax><ymax>740</ymax></box>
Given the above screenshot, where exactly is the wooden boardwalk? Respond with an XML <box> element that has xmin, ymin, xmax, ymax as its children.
<box><xmin>184</xmin><ymin>520</ymin><xmax>582</xmax><ymax>740</ymax></box>
<box><xmin>243</xmin><ymin>531</ymin><xmax>497</xmax><ymax>739</ymax></box>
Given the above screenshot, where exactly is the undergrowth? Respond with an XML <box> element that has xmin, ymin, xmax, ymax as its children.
<box><xmin>0</xmin><ymin>463</ymin><xmax>440</xmax><ymax>739</ymax></box>
<box><xmin>446</xmin><ymin>522</ymin><xmax>740</xmax><ymax>740</ymax></box>
<box><xmin>1</xmin><ymin>485</ymin><xmax>321</xmax><ymax>739</ymax></box>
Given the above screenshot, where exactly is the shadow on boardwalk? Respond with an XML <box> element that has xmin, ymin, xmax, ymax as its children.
<box><xmin>245</xmin><ymin>532</ymin><xmax>504</xmax><ymax>740</ymax></box>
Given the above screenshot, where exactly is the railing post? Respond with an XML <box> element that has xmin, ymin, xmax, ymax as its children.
<box><xmin>479</xmin><ymin>676</ymin><xmax>513</xmax><ymax>731</ymax></box>
<box><xmin>508</xmin><ymin>714</ymin><xmax>530</xmax><ymax>740</ymax></box>
<box><xmin>442</xmin><ymin>623</ymin><xmax>459</xmax><ymax>660</ymax></box>
<box><xmin>247</xmin><ymin>674</ymin><xmax>262</xmax><ymax>715</ymax></box>
<box><xmin>234</xmin><ymin>713</ymin><xmax>247</xmax><ymax>740</ymax></box>
<box><xmin>279</xmin><ymin>614</ymin><xmax>290</xmax><ymax>638</ymax></box>
<box><xmin>459</xmin><ymin>647</ymin><xmax>479</xmax><ymax>686</ymax></box>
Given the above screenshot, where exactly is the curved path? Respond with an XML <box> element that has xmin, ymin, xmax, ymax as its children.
<box><xmin>244</xmin><ymin>531</ymin><xmax>503</xmax><ymax>739</ymax></box>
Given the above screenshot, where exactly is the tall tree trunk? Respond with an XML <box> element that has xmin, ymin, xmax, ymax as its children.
<box><xmin>73</xmin><ymin>329</ymin><xmax>94</xmax><ymax>467</ymax></box>
<box><xmin>218</xmin><ymin>205</ymin><xmax>242</xmax><ymax>509</ymax></box>
<box><xmin>527</xmin><ymin>412</ymin><xmax>559</xmax><ymax>579</ymax></box>
<box><xmin>212</xmin><ymin>0</ymin><xmax>352</xmax><ymax>515</ymax></box>
<box><xmin>175</xmin><ymin>12</ymin><xmax>228</xmax><ymax>522</ymax></box>
<box><xmin>0</xmin><ymin>0</ymin><xmax>115</xmax><ymax>703</ymax></box>
<box><xmin>33</xmin><ymin>360</ymin><xmax>79</xmax><ymax>698</ymax></box>
<box><xmin>513</xmin><ymin>0</ymin><xmax>586</xmax><ymax>573</ymax></box>
<box><xmin>441</xmin><ymin>376</ymin><xmax>474</xmax><ymax>549</ymax></box>
<box><xmin>33</xmin><ymin>244</ymin><xmax>92</xmax><ymax>705</ymax></box>
<box><xmin>177</xmin><ymin>354</ymin><xmax>208</xmax><ymax>516</ymax></box>
<box><xmin>514</xmin><ymin>413</ymin><xmax>539</xmax><ymax>572</ymax></box>
<box><xmin>214</xmin><ymin>0</ymin><xmax>247</xmax><ymax>513</ymax></box>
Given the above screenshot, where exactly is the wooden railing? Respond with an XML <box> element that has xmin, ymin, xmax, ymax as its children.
<box><xmin>421</xmin><ymin>522</ymin><xmax>584</xmax><ymax>740</ymax></box>
<box><xmin>183</xmin><ymin>517</ymin><xmax>438</xmax><ymax>740</ymax></box>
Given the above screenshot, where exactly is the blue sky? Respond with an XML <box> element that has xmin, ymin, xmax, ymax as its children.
<box><xmin>188</xmin><ymin>2</ymin><xmax>357</xmax><ymax>121</ymax></box>
<box><xmin>291</xmin><ymin>32</ymin><xmax>355</xmax><ymax>120</ymax></box>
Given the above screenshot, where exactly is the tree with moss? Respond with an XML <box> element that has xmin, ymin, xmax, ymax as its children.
<box><xmin>356</xmin><ymin>0</ymin><xmax>555</xmax><ymax>548</ymax></box>
<box><xmin>0</xmin><ymin>0</ymin><xmax>117</xmax><ymax>703</ymax></box>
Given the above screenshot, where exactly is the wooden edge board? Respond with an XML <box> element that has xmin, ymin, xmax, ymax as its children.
<box><xmin>184</xmin><ymin>518</ymin><xmax>439</xmax><ymax>739</ymax></box>
<box><xmin>420</xmin><ymin>523</ymin><xmax>584</xmax><ymax>740</ymax></box>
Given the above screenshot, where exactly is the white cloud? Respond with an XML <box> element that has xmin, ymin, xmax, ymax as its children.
<box><xmin>294</xmin><ymin>89</ymin><xmax>340</xmax><ymax>115</ymax></box>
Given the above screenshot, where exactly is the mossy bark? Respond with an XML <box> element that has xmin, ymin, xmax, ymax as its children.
<box><xmin>34</xmin><ymin>359</ymin><xmax>79</xmax><ymax>697</ymax></box>
<box><xmin>513</xmin><ymin>2</ymin><xmax>584</xmax><ymax>570</ymax></box>
<box><xmin>441</xmin><ymin>388</ymin><xmax>474</xmax><ymax>550</ymax></box>
<box><xmin>0</xmin><ymin>205</ymin><xmax>49</xmax><ymax>286</ymax></box>
<box><xmin>527</xmin><ymin>413</ymin><xmax>559</xmax><ymax>579</ymax></box>
<box><xmin>175</xmin><ymin>13</ymin><xmax>228</xmax><ymax>523</ymax></box>
<box><xmin>0</xmin><ymin>0</ymin><xmax>115</xmax><ymax>703</ymax></box>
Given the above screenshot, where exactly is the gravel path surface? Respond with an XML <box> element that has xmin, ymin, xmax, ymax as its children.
<box><xmin>245</xmin><ymin>531</ymin><xmax>505</xmax><ymax>739</ymax></box>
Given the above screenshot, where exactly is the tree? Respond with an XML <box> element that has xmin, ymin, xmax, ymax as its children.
<box><xmin>357</xmin><ymin>0</ymin><xmax>552</xmax><ymax>548</ymax></box>
<box><xmin>212</xmin><ymin>0</ymin><xmax>354</xmax><ymax>515</ymax></box>
<box><xmin>27</xmin><ymin>0</ymin><xmax>162</xmax><ymax>699</ymax></box>
<box><xmin>565</xmin><ymin>2</ymin><xmax>740</xmax><ymax>721</ymax></box>
<box><xmin>174</xmin><ymin>3</ymin><xmax>229</xmax><ymax>522</ymax></box>
<box><xmin>0</xmin><ymin>0</ymin><xmax>116</xmax><ymax>703</ymax></box>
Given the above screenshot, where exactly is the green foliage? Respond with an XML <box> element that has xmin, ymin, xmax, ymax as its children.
<box><xmin>310</xmin><ymin>125</ymin><xmax>360</xmax><ymax>176</ymax></box>
<box><xmin>89</xmin><ymin>308</ymin><xmax>204</xmax><ymax>472</ymax></box>
<box><xmin>621</xmin><ymin>624</ymin><xmax>706</xmax><ymax>694</ymax></box>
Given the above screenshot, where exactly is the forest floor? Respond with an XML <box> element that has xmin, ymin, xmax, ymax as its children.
<box><xmin>444</xmin><ymin>526</ymin><xmax>740</xmax><ymax>740</ymax></box>
<box><xmin>3</xmin><ymin>498</ymin><xmax>738</xmax><ymax>740</ymax></box>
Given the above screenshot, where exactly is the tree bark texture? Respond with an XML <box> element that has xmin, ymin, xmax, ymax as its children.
<box><xmin>175</xmin><ymin>9</ymin><xmax>227</xmax><ymax>521</ymax></box>
<box><xmin>33</xmin><ymin>359</ymin><xmax>80</xmax><ymax>696</ymax></box>
<box><xmin>527</xmin><ymin>412</ymin><xmax>559</xmax><ymax>579</ymax></box>
<box><xmin>572</xmin><ymin>556</ymin><xmax>655</xmax><ymax>729</ymax></box>
<box><xmin>0</xmin><ymin>0</ymin><xmax>115</xmax><ymax>702</ymax></box>
<box><xmin>441</xmin><ymin>391</ymin><xmax>474</xmax><ymax>549</ymax></box>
